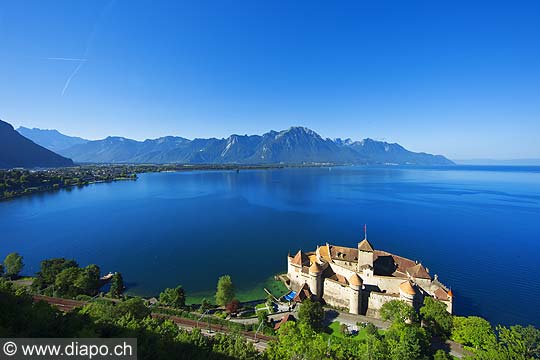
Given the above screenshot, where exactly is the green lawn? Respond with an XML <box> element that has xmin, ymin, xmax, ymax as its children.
<box><xmin>325</xmin><ymin>321</ymin><xmax>385</xmax><ymax>341</ymax></box>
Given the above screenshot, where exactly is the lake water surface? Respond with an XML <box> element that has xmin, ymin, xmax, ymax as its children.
<box><xmin>1</xmin><ymin>166</ymin><xmax>539</xmax><ymax>327</ymax></box>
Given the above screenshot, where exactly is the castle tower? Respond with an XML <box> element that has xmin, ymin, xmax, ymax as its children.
<box><xmin>399</xmin><ymin>280</ymin><xmax>417</xmax><ymax>307</ymax></box>
<box><xmin>308</xmin><ymin>261</ymin><xmax>323</xmax><ymax>298</ymax></box>
<box><xmin>357</xmin><ymin>225</ymin><xmax>374</xmax><ymax>275</ymax></box>
<box><xmin>348</xmin><ymin>273</ymin><xmax>363</xmax><ymax>314</ymax></box>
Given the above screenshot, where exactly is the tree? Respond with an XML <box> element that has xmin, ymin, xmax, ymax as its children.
<box><xmin>498</xmin><ymin>324</ymin><xmax>540</xmax><ymax>359</ymax></box>
<box><xmin>420</xmin><ymin>296</ymin><xmax>453</xmax><ymax>338</ymax></box>
<box><xmin>159</xmin><ymin>285</ymin><xmax>186</xmax><ymax>308</ymax></box>
<box><xmin>297</xmin><ymin>298</ymin><xmax>324</xmax><ymax>331</ymax></box>
<box><xmin>54</xmin><ymin>264</ymin><xmax>101</xmax><ymax>298</ymax></box>
<box><xmin>33</xmin><ymin>258</ymin><xmax>78</xmax><ymax>290</ymax></box>
<box><xmin>267</xmin><ymin>321</ymin><xmax>327</xmax><ymax>360</ymax></box>
<box><xmin>109</xmin><ymin>272</ymin><xmax>125</xmax><ymax>298</ymax></box>
<box><xmin>451</xmin><ymin>316</ymin><xmax>497</xmax><ymax>351</ymax></box>
<box><xmin>3</xmin><ymin>252</ymin><xmax>24</xmax><ymax>279</ymax></box>
<box><xmin>0</xmin><ymin>263</ymin><xmax>4</xmax><ymax>277</ymax></box>
<box><xmin>200</xmin><ymin>298</ymin><xmax>211</xmax><ymax>313</ymax></box>
<box><xmin>225</xmin><ymin>298</ymin><xmax>240</xmax><ymax>314</ymax></box>
<box><xmin>385</xmin><ymin>322</ymin><xmax>431</xmax><ymax>360</ymax></box>
<box><xmin>215</xmin><ymin>275</ymin><xmax>235</xmax><ymax>307</ymax></box>
<box><xmin>380</xmin><ymin>300</ymin><xmax>417</xmax><ymax>324</ymax></box>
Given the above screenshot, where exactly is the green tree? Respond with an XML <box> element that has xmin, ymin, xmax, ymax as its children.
<box><xmin>3</xmin><ymin>252</ymin><xmax>24</xmax><ymax>278</ymax></box>
<box><xmin>385</xmin><ymin>322</ymin><xmax>431</xmax><ymax>360</ymax></box>
<box><xmin>420</xmin><ymin>296</ymin><xmax>453</xmax><ymax>338</ymax></box>
<box><xmin>498</xmin><ymin>324</ymin><xmax>540</xmax><ymax>359</ymax></box>
<box><xmin>159</xmin><ymin>285</ymin><xmax>186</xmax><ymax>308</ymax></box>
<box><xmin>0</xmin><ymin>263</ymin><xmax>4</xmax><ymax>277</ymax></box>
<box><xmin>452</xmin><ymin>316</ymin><xmax>497</xmax><ymax>351</ymax></box>
<box><xmin>34</xmin><ymin>258</ymin><xmax>78</xmax><ymax>290</ymax></box>
<box><xmin>200</xmin><ymin>298</ymin><xmax>211</xmax><ymax>313</ymax></box>
<box><xmin>267</xmin><ymin>321</ymin><xmax>327</xmax><ymax>360</ymax></box>
<box><xmin>55</xmin><ymin>267</ymin><xmax>82</xmax><ymax>297</ymax></box>
<box><xmin>433</xmin><ymin>349</ymin><xmax>453</xmax><ymax>360</ymax></box>
<box><xmin>215</xmin><ymin>275</ymin><xmax>235</xmax><ymax>307</ymax></box>
<box><xmin>380</xmin><ymin>300</ymin><xmax>417</xmax><ymax>324</ymax></box>
<box><xmin>297</xmin><ymin>298</ymin><xmax>324</xmax><ymax>331</ymax></box>
<box><xmin>116</xmin><ymin>297</ymin><xmax>150</xmax><ymax>320</ymax></box>
<box><xmin>109</xmin><ymin>272</ymin><xmax>125</xmax><ymax>298</ymax></box>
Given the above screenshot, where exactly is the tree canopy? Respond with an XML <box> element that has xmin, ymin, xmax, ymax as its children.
<box><xmin>109</xmin><ymin>272</ymin><xmax>125</xmax><ymax>298</ymax></box>
<box><xmin>380</xmin><ymin>300</ymin><xmax>417</xmax><ymax>324</ymax></box>
<box><xmin>297</xmin><ymin>298</ymin><xmax>324</xmax><ymax>331</ymax></box>
<box><xmin>3</xmin><ymin>252</ymin><xmax>24</xmax><ymax>278</ymax></box>
<box><xmin>215</xmin><ymin>275</ymin><xmax>235</xmax><ymax>307</ymax></box>
<box><xmin>420</xmin><ymin>296</ymin><xmax>453</xmax><ymax>338</ymax></box>
<box><xmin>159</xmin><ymin>285</ymin><xmax>186</xmax><ymax>308</ymax></box>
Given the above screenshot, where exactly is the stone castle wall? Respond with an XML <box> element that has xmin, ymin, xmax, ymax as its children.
<box><xmin>323</xmin><ymin>278</ymin><xmax>351</xmax><ymax>309</ymax></box>
<box><xmin>366</xmin><ymin>292</ymin><xmax>401</xmax><ymax>317</ymax></box>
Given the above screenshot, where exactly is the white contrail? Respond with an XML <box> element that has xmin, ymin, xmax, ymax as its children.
<box><xmin>61</xmin><ymin>61</ymin><xmax>85</xmax><ymax>96</ymax></box>
<box><xmin>57</xmin><ymin>0</ymin><xmax>116</xmax><ymax>96</ymax></box>
<box><xmin>47</xmin><ymin>57</ymin><xmax>88</xmax><ymax>62</ymax></box>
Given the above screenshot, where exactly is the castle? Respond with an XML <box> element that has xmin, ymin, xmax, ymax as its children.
<box><xmin>286</xmin><ymin>232</ymin><xmax>453</xmax><ymax>317</ymax></box>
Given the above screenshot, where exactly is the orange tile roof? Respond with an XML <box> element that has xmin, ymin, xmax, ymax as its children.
<box><xmin>329</xmin><ymin>245</ymin><xmax>358</xmax><ymax>262</ymax></box>
<box><xmin>349</xmin><ymin>273</ymin><xmax>363</xmax><ymax>286</ymax></box>
<box><xmin>309</xmin><ymin>261</ymin><xmax>323</xmax><ymax>274</ymax></box>
<box><xmin>318</xmin><ymin>244</ymin><xmax>332</xmax><ymax>262</ymax></box>
<box><xmin>406</xmin><ymin>263</ymin><xmax>431</xmax><ymax>280</ymax></box>
<box><xmin>293</xmin><ymin>283</ymin><xmax>313</xmax><ymax>302</ymax></box>
<box><xmin>291</xmin><ymin>250</ymin><xmax>309</xmax><ymax>266</ymax></box>
<box><xmin>433</xmin><ymin>287</ymin><xmax>449</xmax><ymax>301</ymax></box>
<box><xmin>399</xmin><ymin>281</ymin><xmax>417</xmax><ymax>296</ymax></box>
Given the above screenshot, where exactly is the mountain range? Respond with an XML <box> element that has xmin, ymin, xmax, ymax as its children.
<box><xmin>16</xmin><ymin>125</ymin><xmax>454</xmax><ymax>166</ymax></box>
<box><xmin>0</xmin><ymin>120</ymin><xmax>73</xmax><ymax>169</ymax></box>
<box><xmin>17</xmin><ymin>126</ymin><xmax>88</xmax><ymax>152</ymax></box>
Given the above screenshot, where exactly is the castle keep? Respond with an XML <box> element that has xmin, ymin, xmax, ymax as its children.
<box><xmin>286</xmin><ymin>234</ymin><xmax>453</xmax><ymax>316</ymax></box>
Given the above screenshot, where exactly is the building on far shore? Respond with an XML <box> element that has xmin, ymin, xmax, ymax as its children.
<box><xmin>285</xmin><ymin>232</ymin><xmax>453</xmax><ymax>317</ymax></box>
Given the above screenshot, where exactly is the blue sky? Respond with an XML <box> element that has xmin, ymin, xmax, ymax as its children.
<box><xmin>0</xmin><ymin>1</ymin><xmax>539</xmax><ymax>159</ymax></box>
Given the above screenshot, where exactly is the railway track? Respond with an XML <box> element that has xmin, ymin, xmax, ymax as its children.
<box><xmin>33</xmin><ymin>295</ymin><xmax>274</xmax><ymax>346</ymax></box>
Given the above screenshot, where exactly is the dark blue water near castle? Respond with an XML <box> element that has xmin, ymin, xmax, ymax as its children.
<box><xmin>1</xmin><ymin>166</ymin><xmax>539</xmax><ymax>326</ymax></box>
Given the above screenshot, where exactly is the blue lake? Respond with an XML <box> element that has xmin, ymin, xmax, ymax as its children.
<box><xmin>1</xmin><ymin>166</ymin><xmax>540</xmax><ymax>327</ymax></box>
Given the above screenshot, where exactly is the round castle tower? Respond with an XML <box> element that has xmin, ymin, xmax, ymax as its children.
<box><xmin>348</xmin><ymin>273</ymin><xmax>363</xmax><ymax>314</ymax></box>
<box><xmin>308</xmin><ymin>261</ymin><xmax>323</xmax><ymax>298</ymax></box>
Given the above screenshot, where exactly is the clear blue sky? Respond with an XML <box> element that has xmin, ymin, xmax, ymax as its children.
<box><xmin>0</xmin><ymin>1</ymin><xmax>539</xmax><ymax>159</ymax></box>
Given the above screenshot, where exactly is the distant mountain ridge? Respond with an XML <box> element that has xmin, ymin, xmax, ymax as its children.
<box><xmin>50</xmin><ymin>126</ymin><xmax>453</xmax><ymax>165</ymax></box>
<box><xmin>16</xmin><ymin>127</ymin><xmax>89</xmax><ymax>152</ymax></box>
<box><xmin>0</xmin><ymin>120</ymin><xmax>73</xmax><ymax>169</ymax></box>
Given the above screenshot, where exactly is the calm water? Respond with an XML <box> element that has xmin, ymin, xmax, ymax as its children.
<box><xmin>1</xmin><ymin>166</ymin><xmax>540</xmax><ymax>326</ymax></box>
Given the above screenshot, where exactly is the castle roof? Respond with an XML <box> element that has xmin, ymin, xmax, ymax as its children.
<box><xmin>328</xmin><ymin>245</ymin><xmax>358</xmax><ymax>262</ymax></box>
<box><xmin>349</xmin><ymin>273</ymin><xmax>363</xmax><ymax>286</ymax></box>
<box><xmin>293</xmin><ymin>283</ymin><xmax>313</xmax><ymax>303</ymax></box>
<box><xmin>447</xmin><ymin>289</ymin><xmax>454</xmax><ymax>297</ymax></box>
<box><xmin>433</xmin><ymin>287</ymin><xmax>450</xmax><ymax>301</ymax></box>
<box><xmin>318</xmin><ymin>244</ymin><xmax>332</xmax><ymax>262</ymax></box>
<box><xmin>399</xmin><ymin>281</ymin><xmax>417</xmax><ymax>296</ymax></box>
<box><xmin>291</xmin><ymin>250</ymin><xmax>309</xmax><ymax>266</ymax></box>
<box><xmin>309</xmin><ymin>261</ymin><xmax>323</xmax><ymax>274</ymax></box>
<box><xmin>358</xmin><ymin>239</ymin><xmax>374</xmax><ymax>252</ymax></box>
<box><xmin>406</xmin><ymin>263</ymin><xmax>431</xmax><ymax>280</ymax></box>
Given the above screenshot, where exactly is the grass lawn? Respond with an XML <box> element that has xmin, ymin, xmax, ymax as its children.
<box><xmin>325</xmin><ymin>321</ymin><xmax>385</xmax><ymax>341</ymax></box>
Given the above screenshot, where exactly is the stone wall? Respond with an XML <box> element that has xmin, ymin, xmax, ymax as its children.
<box><xmin>366</xmin><ymin>292</ymin><xmax>400</xmax><ymax>318</ymax></box>
<box><xmin>323</xmin><ymin>278</ymin><xmax>351</xmax><ymax>309</ymax></box>
<box><xmin>288</xmin><ymin>263</ymin><xmax>311</xmax><ymax>291</ymax></box>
